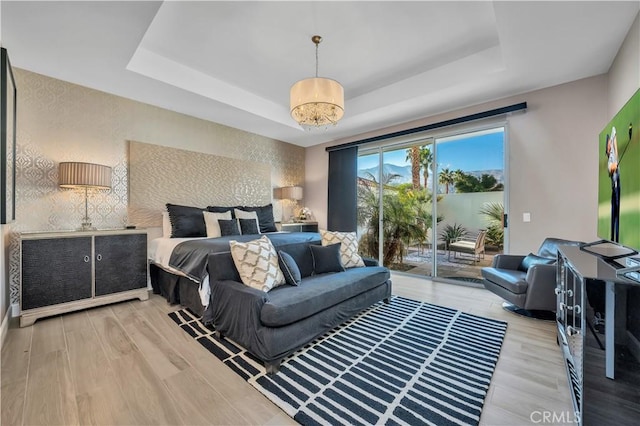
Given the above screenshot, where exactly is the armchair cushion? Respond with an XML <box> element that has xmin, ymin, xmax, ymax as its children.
<box><xmin>518</xmin><ymin>253</ymin><xmax>555</xmax><ymax>272</ymax></box>
<box><xmin>481</xmin><ymin>268</ymin><xmax>528</xmax><ymax>294</ymax></box>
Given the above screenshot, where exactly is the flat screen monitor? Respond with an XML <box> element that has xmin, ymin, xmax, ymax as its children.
<box><xmin>597</xmin><ymin>88</ymin><xmax>640</xmax><ymax>253</ymax></box>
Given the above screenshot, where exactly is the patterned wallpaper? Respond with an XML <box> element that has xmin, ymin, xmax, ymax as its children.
<box><xmin>129</xmin><ymin>141</ymin><xmax>271</xmax><ymax>227</ymax></box>
<box><xmin>8</xmin><ymin>69</ymin><xmax>305</xmax><ymax>304</ymax></box>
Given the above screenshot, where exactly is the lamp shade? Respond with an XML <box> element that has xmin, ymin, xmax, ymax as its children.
<box><xmin>290</xmin><ymin>77</ymin><xmax>344</xmax><ymax>128</ymax></box>
<box><xmin>58</xmin><ymin>162</ymin><xmax>112</xmax><ymax>189</ymax></box>
<box><xmin>281</xmin><ymin>186</ymin><xmax>303</xmax><ymax>200</ymax></box>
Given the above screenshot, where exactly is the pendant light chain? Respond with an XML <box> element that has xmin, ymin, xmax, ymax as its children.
<box><xmin>315</xmin><ymin>38</ymin><xmax>319</xmax><ymax>78</ymax></box>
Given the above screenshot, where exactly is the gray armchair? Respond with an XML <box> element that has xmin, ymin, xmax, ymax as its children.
<box><xmin>481</xmin><ymin>237</ymin><xmax>584</xmax><ymax>318</ymax></box>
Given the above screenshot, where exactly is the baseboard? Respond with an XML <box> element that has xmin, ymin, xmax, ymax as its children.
<box><xmin>627</xmin><ymin>330</ymin><xmax>640</xmax><ymax>363</ymax></box>
<box><xmin>0</xmin><ymin>306</ymin><xmax>11</xmax><ymax>351</ymax></box>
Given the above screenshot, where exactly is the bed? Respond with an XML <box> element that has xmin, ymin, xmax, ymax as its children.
<box><xmin>149</xmin><ymin>231</ymin><xmax>322</xmax><ymax>320</ymax></box>
<box><xmin>148</xmin><ymin>202</ymin><xmax>321</xmax><ymax>318</ymax></box>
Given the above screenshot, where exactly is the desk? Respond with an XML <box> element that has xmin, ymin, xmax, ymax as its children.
<box><xmin>556</xmin><ymin>246</ymin><xmax>640</xmax><ymax>425</ymax></box>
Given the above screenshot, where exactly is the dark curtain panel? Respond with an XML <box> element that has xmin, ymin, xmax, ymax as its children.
<box><xmin>328</xmin><ymin>147</ymin><xmax>358</xmax><ymax>231</ymax></box>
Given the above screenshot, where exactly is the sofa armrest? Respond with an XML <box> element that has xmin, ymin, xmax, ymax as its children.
<box><xmin>210</xmin><ymin>278</ymin><xmax>268</xmax><ymax>335</ymax></box>
<box><xmin>524</xmin><ymin>263</ymin><xmax>558</xmax><ymax>311</ymax></box>
<box><xmin>362</xmin><ymin>257</ymin><xmax>379</xmax><ymax>267</ymax></box>
<box><xmin>492</xmin><ymin>254</ymin><xmax>526</xmax><ymax>270</ymax></box>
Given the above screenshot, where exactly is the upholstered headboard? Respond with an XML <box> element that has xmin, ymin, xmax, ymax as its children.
<box><xmin>128</xmin><ymin>140</ymin><xmax>271</xmax><ymax>227</ymax></box>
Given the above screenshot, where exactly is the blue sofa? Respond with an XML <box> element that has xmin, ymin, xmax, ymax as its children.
<box><xmin>206</xmin><ymin>239</ymin><xmax>392</xmax><ymax>374</ymax></box>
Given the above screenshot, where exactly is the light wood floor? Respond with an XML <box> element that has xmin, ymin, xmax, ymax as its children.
<box><xmin>1</xmin><ymin>273</ymin><xmax>573</xmax><ymax>425</ymax></box>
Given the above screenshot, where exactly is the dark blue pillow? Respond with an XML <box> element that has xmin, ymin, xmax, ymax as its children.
<box><xmin>207</xmin><ymin>205</ymin><xmax>234</xmax><ymax>216</ymax></box>
<box><xmin>236</xmin><ymin>204</ymin><xmax>277</xmax><ymax>233</ymax></box>
<box><xmin>218</xmin><ymin>219</ymin><xmax>240</xmax><ymax>236</ymax></box>
<box><xmin>239</xmin><ymin>218</ymin><xmax>259</xmax><ymax>235</ymax></box>
<box><xmin>518</xmin><ymin>253</ymin><xmax>555</xmax><ymax>272</ymax></box>
<box><xmin>166</xmin><ymin>203</ymin><xmax>206</xmax><ymax>238</ymax></box>
<box><xmin>310</xmin><ymin>243</ymin><xmax>345</xmax><ymax>274</ymax></box>
<box><xmin>278</xmin><ymin>250</ymin><xmax>301</xmax><ymax>286</ymax></box>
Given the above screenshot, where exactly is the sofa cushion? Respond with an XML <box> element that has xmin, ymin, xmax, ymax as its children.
<box><xmin>229</xmin><ymin>235</ymin><xmax>285</xmax><ymax>292</ymax></box>
<box><xmin>310</xmin><ymin>243</ymin><xmax>345</xmax><ymax>274</ymax></box>
<box><xmin>518</xmin><ymin>253</ymin><xmax>555</xmax><ymax>272</ymax></box>
<box><xmin>261</xmin><ymin>266</ymin><xmax>390</xmax><ymax>327</ymax></box>
<box><xmin>320</xmin><ymin>230</ymin><xmax>365</xmax><ymax>268</ymax></box>
<box><xmin>272</xmin><ymin>240</ymin><xmax>319</xmax><ymax>278</ymax></box>
<box><xmin>278</xmin><ymin>250</ymin><xmax>301</xmax><ymax>286</ymax></box>
<box><xmin>481</xmin><ymin>267</ymin><xmax>529</xmax><ymax>294</ymax></box>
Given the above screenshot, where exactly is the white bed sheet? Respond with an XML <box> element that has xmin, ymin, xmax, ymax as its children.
<box><xmin>148</xmin><ymin>237</ymin><xmax>211</xmax><ymax>308</ymax></box>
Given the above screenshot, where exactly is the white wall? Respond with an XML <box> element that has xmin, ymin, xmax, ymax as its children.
<box><xmin>608</xmin><ymin>12</ymin><xmax>640</xmax><ymax>118</ymax></box>
<box><xmin>307</xmin><ymin>75</ymin><xmax>608</xmax><ymax>255</ymax></box>
<box><xmin>1</xmin><ymin>12</ymin><xmax>11</xmax><ymax>332</ymax></box>
<box><xmin>308</xmin><ymin>12</ymin><xmax>640</xmax><ymax>256</ymax></box>
<box><xmin>438</xmin><ymin>192</ymin><xmax>504</xmax><ymax>234</ymax></box>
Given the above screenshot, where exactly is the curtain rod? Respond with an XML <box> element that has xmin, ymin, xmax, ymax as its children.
<box><xmin>326</xmin><ymin>102</ymin><xmax>527</xmax><ymax>152</ymax></box>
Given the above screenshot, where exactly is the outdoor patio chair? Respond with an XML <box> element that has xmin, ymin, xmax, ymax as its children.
<box><xmin>422</xmin><ymin>228</ymin><xmax>446</xmax><ymax>254</ymax></box>
<box><xmin>448</xmin><ymin>229</ymin><xmax>487</xmax><ymax>263</ymax></box>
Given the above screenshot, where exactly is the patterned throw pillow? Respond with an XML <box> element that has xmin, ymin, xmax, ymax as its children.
<box><xmin>229</xmin><ymin>235</ymin><xmax>285</xmax><ymax>292</ymax></box>
<box><xmin>320</xmin><ymin>230</ymin><xmax>365</xmax><ymax>268</ymax></box>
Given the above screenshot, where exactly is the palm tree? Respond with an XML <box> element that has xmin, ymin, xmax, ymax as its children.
<box><xmin>479</xmin><ymin>202</ymin><xmax>505</xmax><ymax>249</ymax></box>
<box><xmin>419</xmin><ymin>146</ymin><xmax>433</xmax><ymax>189</ymax></box>
<box><xmin>439</xmin><ymin>168</ymin><xmax>455</xmax><ymax>194</ymax></box>
<box><xmin>405</xmin><ymin>146</ymin><xmax>421</xmax><ymax>189</ymax></box>
<box><xmin>479</xmin><ymin>202</ymin><xmax>504</xmax><ymax>224</ymax></box>
<box><xmin>357</xmin><ymin>171</ymin><xmax>422</xmax><ymax>265</ymax></box>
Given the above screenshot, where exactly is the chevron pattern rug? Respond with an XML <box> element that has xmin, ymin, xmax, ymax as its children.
<box><xmin>169</xmin><ymin>296</ymin><xmax>507</xmax><ymax>425</ymax></box>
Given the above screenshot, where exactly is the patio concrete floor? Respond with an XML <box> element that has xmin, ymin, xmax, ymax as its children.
<box><xmin>396</xmin><ymin>246</ymin><xmax>497</xmax><ymax>281</ymax></box>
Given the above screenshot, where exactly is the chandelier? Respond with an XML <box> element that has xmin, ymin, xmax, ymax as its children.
<box><xmin>290</xmin><ymin>35</ymin><xmax>344</xmax><ymax>130</ymax></box>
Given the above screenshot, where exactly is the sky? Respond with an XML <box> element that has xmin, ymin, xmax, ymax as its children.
<box><xmin>358</xmin><ymin>129</ymin><xmax>504</xmax><ymax>172</ymax></box>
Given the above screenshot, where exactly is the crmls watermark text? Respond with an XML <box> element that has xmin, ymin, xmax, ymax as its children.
<box><xmin>530</xmin><ymin>410</ymin><xmax>579</xmax><ymax>424</ymax></box>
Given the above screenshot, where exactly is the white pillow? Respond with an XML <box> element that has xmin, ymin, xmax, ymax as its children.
<box><xmin>320</xmin><ymin>230</ymin><xmax>365</xmax><ymax>268</ymax></box>
<box><xmin>203</xmin><ymin>210</ymin><xmax>232</xmax><ymax>238</ymax></box>
<box><xmin>229</xmin><ymin>235</ymin><xmax>285</xmax><ymax>292</ymax></box>
<box><xmin>234</xmin><ymin>208</ymin><xmax>260</xmax><ymax>233</ymax></box>
<box><xmin>162</xmin><ymin>212</ymin><xmax>172</xmax><ymax>238</ymax></box>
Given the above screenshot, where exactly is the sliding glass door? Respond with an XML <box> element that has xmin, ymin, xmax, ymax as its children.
<box><xmin>357</xmin><ymin>126</ymin><xmax>506</xmax><ymax>283</ymax></box>
<box><xmin>433</xmin><ymin>128</ymin><xmax>506</xmax><ymax>281</ymax></box>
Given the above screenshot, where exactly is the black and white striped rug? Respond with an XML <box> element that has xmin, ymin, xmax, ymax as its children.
<box><xmin>169</xmin><ymin>296</ymin><xmax>507</xmax><ymax>425</ymax></box>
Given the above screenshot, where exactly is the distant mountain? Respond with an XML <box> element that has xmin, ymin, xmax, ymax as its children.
<box><xmin>466</xmin><ymin>169</ymin><xmax>504</xmax><ymax>184</ymax></box>
<box><xmin>358</xmin><ymin>164</ymin><xmax>412</xmax><ymax>184</ymax></box>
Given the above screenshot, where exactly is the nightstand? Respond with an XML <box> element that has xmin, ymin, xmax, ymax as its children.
<box><xmin>280</xmin><ymin>221</ymin><xmax>319</xmax><ymax>232</ymax></box>
<box><xmin>20</xmin><ymin>229</ymin><xmax>149</xmax><ymax>327</ymax></box>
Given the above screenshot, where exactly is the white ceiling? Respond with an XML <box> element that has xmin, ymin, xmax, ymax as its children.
<box><xmin>2</xmin><ymin>1</ymin><xmax>638</xmax><ymax>147</ymax></box>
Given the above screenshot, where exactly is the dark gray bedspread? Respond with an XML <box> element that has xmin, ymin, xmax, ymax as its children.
<box><xmin>168</xmin><ymin>232</ymin><xmax>321</xmax><ymax>282</ymax></box>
